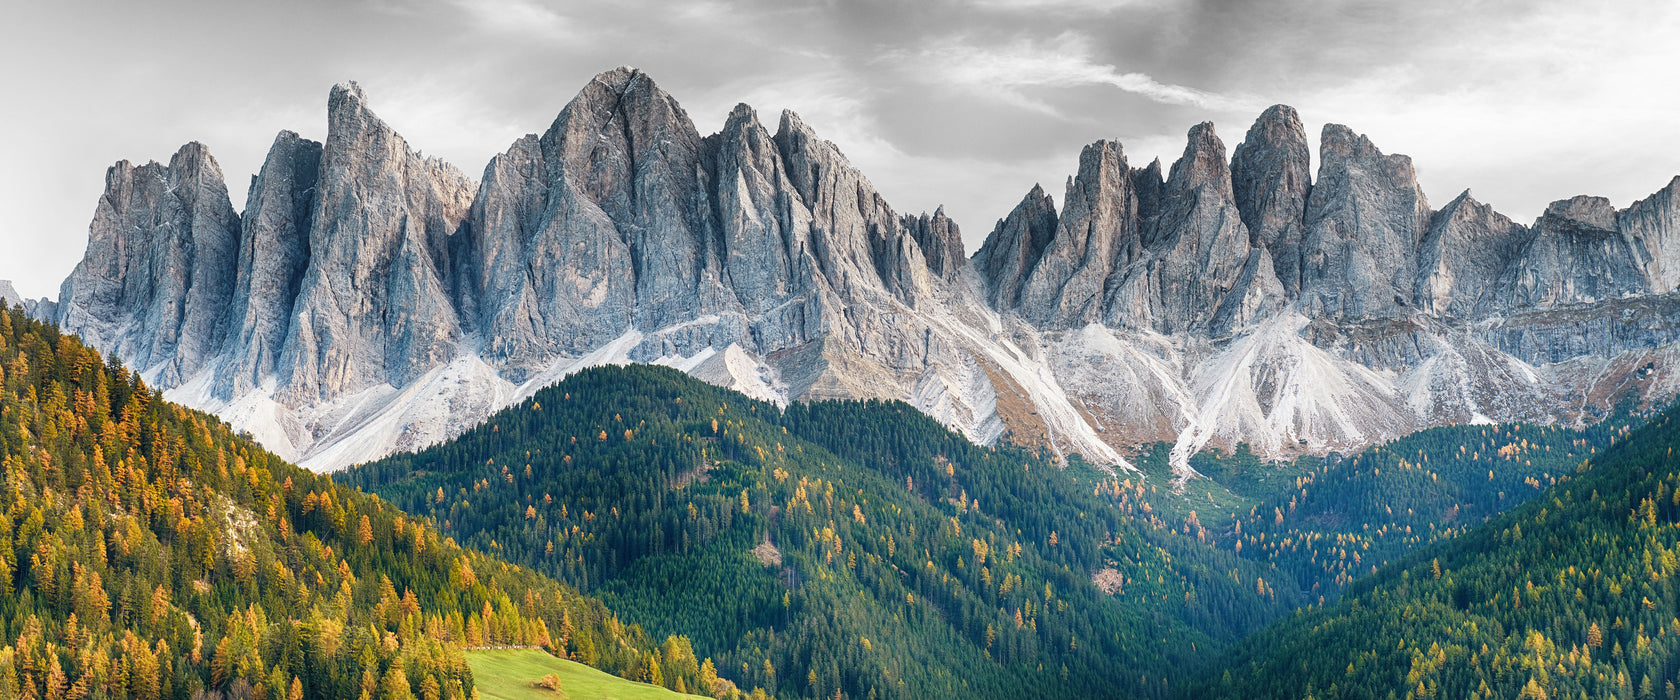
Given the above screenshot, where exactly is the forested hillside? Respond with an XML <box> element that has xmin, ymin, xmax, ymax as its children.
<box><xmin>339</xmin><ymin>365</ymin><xmax>1295</xmax><ymax>700</ymax></box>
<box><xmin>1208</xmin><ymin>418</ymin><xmax>1628</xmax><ymax>600</ymax></box>
<box><xmin>1199</xmin><ymin>402</ymin><xmax>1680</xmax><ymax>699</ymax></box>
<box><xmin>7</xmin><ymin>289</ymin><xmax>1632</xmax><ymax>700</ymax></box>
<box><xmin>0</xmin><ymin>305</ymin><xmax>740</xmax><ymax>700</ymax></box>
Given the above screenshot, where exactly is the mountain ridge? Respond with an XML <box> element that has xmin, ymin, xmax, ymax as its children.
<box><xmin>35</xmin><ymin>66</ymin><xmax>1680</xmax><ymax>473</ymax></box>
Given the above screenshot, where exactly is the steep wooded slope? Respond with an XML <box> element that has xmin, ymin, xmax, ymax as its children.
<box><xmin>1199</xmin><ymin>403</ymin><xmax>1680</xmax><ymax>699</ymax></box>
<box><xmin>339</xmin><ymin>365</ymin><xmax>1293</xmax><ymax>700</ymax></box>
<box><xmin>0</xmin><ymin>304</ymin><xmax>747</xmax><ymax>700</ymax></box>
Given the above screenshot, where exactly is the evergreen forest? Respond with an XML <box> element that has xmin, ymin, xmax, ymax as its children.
<box><xmin>0</xmin><ymin>305</ymin><xmax>742</xmax><ymax>700</ymax></box>
<box><xmin>1197</xmin><ymin>403</ymin><xmax>1680</xmax><ymax>699</ymax></box>
<box><xmin>10</xmin><ymin>294</ymin><xmax>1676</xmax><ymax>700</ymax></box>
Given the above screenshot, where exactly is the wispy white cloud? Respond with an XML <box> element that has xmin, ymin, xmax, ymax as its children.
<box><xmin>964</xmin><ymin>0</ymin><xmax>1165</xmax><ymax>13</ymax></box>
<box><xmin>7</xmin><ymin>0</ymin><xmax>1680</xmax><ymax>300</ymax></box>
<box><xmin>1282</xmin><ymin>1</ymin><xmax>1680</xmax><ymax>222</ymax></box>
<box><xmin>884</xmin><ymin>33</ymin><xmax>1262</xmax><ymax>115</ymax></box>
<box><xmin>449</xmin><ymin>0</ymin><xmax>581</xmax><ymax>42</ymax></box>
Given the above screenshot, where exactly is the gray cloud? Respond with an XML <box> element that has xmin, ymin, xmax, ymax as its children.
<box><xmin>2</xmin><ymin>0</ymin><xmax>1677</xmax><ymax>300</ymax></box>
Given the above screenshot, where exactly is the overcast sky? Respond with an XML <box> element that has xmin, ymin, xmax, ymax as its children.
<box><xmin>3</xmin><ymin>0</ymin><xmax>1678</xmax><ymax>298</ymax></box>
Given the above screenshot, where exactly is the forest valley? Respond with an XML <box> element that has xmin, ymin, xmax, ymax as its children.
<box><xmin>0</xmin><ymin>301</ymin><xmax>1667</xmax><ymax>699</ymax></box>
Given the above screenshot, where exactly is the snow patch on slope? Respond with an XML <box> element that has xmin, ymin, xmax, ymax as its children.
<box><xmin>929</xmin><ymin>307</ymin><xmax>1130</xmax><ymax>471</ymax></box>
<box><xmin>683</xmin><ymin>343</ymin><xmax>787</xmax><ymax>406</ymax></box>
<box><xmin>1169</xmin><ymin>313</ymin><xmax>1411</xmax><ymax>478</ymax></box>
<box><xmin>165</xmin><ymin>326</ymin><xmax>803</xmax><ymax>471</ymax></box>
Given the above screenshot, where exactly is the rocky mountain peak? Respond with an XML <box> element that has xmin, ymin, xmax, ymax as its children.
<box><xmin>1111</xmin><ymin>121</ymin><xmax>1277</xmax><ymax>335</ymax></box>
<box><xmin>1298</xmin><ymin>124</ymin><xmax>1429</xmax><ymax>319</ymax></box>
<box><xmin>1622</xmin><ymin>176</ymin><xmax>1680</xmax><ymax>292</ymax></box>
<box><xmin>774</xmin><ymin>108</ymin><xmax>846</xmax><ymax>208</ymax></box>
<box><xmin>328</xmin><ymin>81</ymin><xmax>367</xmax><ymax>115</ymax></box>
<box><xmin>902</xmin><ymin>206</ymin><xmax>965</xmax><ymax>280</ymax></box>
<box><xmin>43</xmin><ymin>72</ymin><xmax>1680</xmax><ymax>479</ymax></box>
<box><xmin>724</xmin><ymin>102</ymin><xmax>760</xmax><ymax>129</ymax></box>
<box><xmin>1494</xmin><ymin>192</ymin><xmax>1646</xmax><ymax>310</ymax></box>
<box><xmin>1415</xmin><ymin>189</ymin><xmax>1527</xmax><ymax>318</ymax></box>
<box><xmin>1319</xmin><ymin>123</ymin><xmax>1377</xmax><ymax>161</ymax></box>
<box><xmin>1241</xmin><ymin>104</ymin><xmax>1306</xmax><ymax>148</ymax></box>
<box><xmin>1013</xmin><ymin>138</ymin><xmax>1138</xmax><ymax>328</ymax></box>
<box><xmin>974</xmin><ymin>184</ymin><xmax>1058</xmax><ymax>310</ymax></box>
<box><xmin>275</xmin><ymin>81</ymin><xmax>475</xmax><ymax>404</ymax></box>
<box><xmin>215</xmin><ymin>130</ymin><xmax>323</xmax><ymax>399</ymax></box>
<box><xmin>1542</xmin><ymin>195</ymin><xmax>1618</xmax><ymax>234</ymax></box>
<box><xmin>1230</xmin><ymin>104</ymin><xmax>1311</xmax><ymax>295</ymax></box>
<box><xmin>56</xmin><ymin>141</ymin><xmax>241</xmax><ymax>387</ymax></box>
<box><xmin>1166</xmin><ymin>122</ymin><xmax>1234</xmax><ymax>199</ymax></box>
<box><xmin>0</xmin><ymin>280</ymin><xmax>21</xmax><ymax>308</ymax></box>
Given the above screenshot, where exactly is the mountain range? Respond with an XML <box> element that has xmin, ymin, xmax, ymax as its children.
<box><xmin>21</xmin><ymin>66</ymin><xmax>1680</xmax><ymax>472</ymax></box>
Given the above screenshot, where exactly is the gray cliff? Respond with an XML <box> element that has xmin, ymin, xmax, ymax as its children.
<box><xmin>276</xmin><ymin>82</ymin><xmax>475</xmax><ymax>404</ymax></box>
<box><xmin>1230</xmin><ymin>105</ymin><xmax>1312</xmax><ymax>295</ymax></box>
<box><xmin>1105</xmin><ymin>122</ymin><xmax>1280</xmax><ymax>335</ymax></box>
<box><xmin>56</xmin><ymin>142</ymin><xmax>240</xmax><ymax>386</ymax></box>
<box><xmin>1415</xmin><ymin>191</ymin><xmax>1526</xmax><ymax>318</ymax></box>
<box><xmin>1016</xmin><ymin>140</ymin><xmax>1140</xmax><ymax>328</ymax></box>
<box><xmin>42</xmin><ymin>69</ymin><xmax>1680</xmax><ymax>474</ymax></box>
<box><xmin>217</xmin><ymin>131</ymin><xmax>322</xmax><ymax>399</ymax></box>
<box><xmin>1494</xmin><ymin>195</ymin><xmax>1648</xmax><ymax>310</ymax></box>
<box><xmin>972</xmin><ymin>185</ymin><xmax>1057</xmax><ymax>310</ymax></box>
<box><xmin>467</xmin><ymin>68</ymin><xmax>724</xmax><ymax>371</ymax></box>
<box><xmin>0</xmin><ymin>281</ymin><xmax>21</xmax><ymax>309</ymax></box>
<box><xmin>1298</xmin><ymin>124</ymin><xmax>1430</xmax><ymax>320</ymax></box>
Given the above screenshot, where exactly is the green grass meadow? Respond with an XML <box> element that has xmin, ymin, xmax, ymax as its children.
<box><xmin>465</xmin><ymin>649</ymin><xmax>711</xmax><ymax>700</ymax></box>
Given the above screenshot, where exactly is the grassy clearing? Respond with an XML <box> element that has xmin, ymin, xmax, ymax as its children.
<box><xmin>465</xmin><ymin>649</ymin><xmax>709</xmax><ymax>700</ymax></box>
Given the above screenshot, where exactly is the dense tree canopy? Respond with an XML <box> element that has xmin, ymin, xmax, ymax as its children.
<box><xmin>1200</xmin><ymin>403</ymin><xmax>1680</xmax><ymax>699</ymax></box>
<box><xmin>9</xmin><ymin>292</ymin><xmax>1654</xmax><ymax>700</ymax></box>
<box><xmin>340</xmin><ymin>365</ymin><xmax>1299</xmax><ymax>700</ymax></box>
<box><xmin>0</xmin><ymin>304</ymin><xmax>720</xmax><ymax>700</ymax></box>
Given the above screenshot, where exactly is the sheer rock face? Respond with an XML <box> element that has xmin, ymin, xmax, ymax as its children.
<box><xmin>987</xmin><ymin>125</ymin><xmax>1280</xmax><ymax>337</ymax></box>
<box><xmin>56</xmin><ymin>143</ymin><xmax>240</xmax><ymax>386</ymax></box>
<box><xmin>902</xmin><ymin>207</ymin><xmax>965</xmax><ymax>280</ymax></box>
<box><xmin>216</xmin><ymin>131</ymin><xmax>322</xmax><ymax>399</ymax></box>
<box><xmin>1495</xmin><ymin>195</ymin><xmax>1648</xmax><ymax>309</ymax></box>
<box><xmin>773</xmin><ymin>109</ymin><xmax>927</xmax><ymax>307</ymax></box>
<box><xmin>1622</xmin><ymin>176</ymin><xmax>1680</xmax><ymax>293</ymax></box>
<box><xmin>45</xmin><ymin>81</ymin><xmax>1680</xmax><ymax>475</ymax></box>
<box><xmin>469</xmin><ymin>67</ymin><xmax>724</xmax><ymax>371</ymax></box>
<box><xmin>1299</xmin><ymin>124</ymin><xmax>1430</xmax><ymax>320</ymax></box>
<box><xmin>1231</xmin><ymin>105</ymin><xmax>1312</xmax><ymax>295</ymax></box>
<box><xmin>276</xmin><ymin>82</ymin><xmax>476</xmax><ymax>404</ymax></box>
<box><xmin>1413</xmin><ymin>191</ymin><xmax>1528</xmax><ymax>318</ymax></box>
<box><xmin>1131</xmin><ymin>159</ymin><xmax>1166</xmax><ymax>241</ymax></box>
<box><xmin>973</xmin><ymin>185</ymin><xmax>1057</xmax><ymax>309</ymax></box>
<box><xmin>1106</xmin><ymin>122</ymin><xmax>1280</xmax><ymax>335</ymax></box>
<box><xmin>708</xmin><ymin>103</ymin><xmax>805</xmax><ymax>319</ymax></box>
<box><xmin>0</xmin><ymin>281</ymin><xmax>21</xmax><ymax>309</ymax></box>
<box><xmin>1017</xmin><ymin>140</ymin><xmax>1139</xmax><ymax>328</ymax></box>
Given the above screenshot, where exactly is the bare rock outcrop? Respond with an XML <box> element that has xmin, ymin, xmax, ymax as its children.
<box><xmin>216</xmin><ymin>130</ymin><xmax>322</xmax><ymax>399</ymax></box>
<box><xmin>41</xmin><ymin>73</ymin><xmax>1680</xmax><ymax>475</ymax></box>
<box><xmin>1231</xmin><ymin>105</ymin><xmax>1312</xmax><ymax>295</ymax></box>
<box><xmin>55</xmin><ymin>142</ymin><xmax>240</xmax><ymax>386</ymax></box>
<box><xmin>973</xmin><ymin>185</ymin><xmax>1057</xmax><ymax>310</ymax></box>
<box><xmin>1622</xmin><ymin>176</ymin><xmax>1680</xmax><ymax>293</ymax></box>
<box><xmin>1414</xmin><ymin>190</ymin><xmax>1527</xmax><ymax>318</ymax></box>
<box><xmin>1016</xmin><ymin>140</ymin><xmax>1140</xmax><ymax>328</ymax></box>
<box><xmin>1106</xmin><ymin>122</ymin><xmax>1281</xmax><ymax>335</ymax></box>
<box><xmin>1298</xmin><ymin>124</ymin><xmax>1430</xmax><ymax>320</ymax></box>
<box><xmin>902</xmin><ymin>207</ymin><xmax>965</xmax><ymax>280</ymax></box>
<box><xmin>276</xmin><ymin>82</ymin><xmax>475</xmax><ymax>404</ymax></box>
<box><xmin>1494</xmin><ymin>195</ymin><xmax>1648</xmax><ymax>310</ymax></box>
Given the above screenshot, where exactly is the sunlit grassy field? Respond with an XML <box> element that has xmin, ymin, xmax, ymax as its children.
<box><xmin>465</xmin><ymin>649</ymin><xmax>711</xmax><ymax>700</ymax></box>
